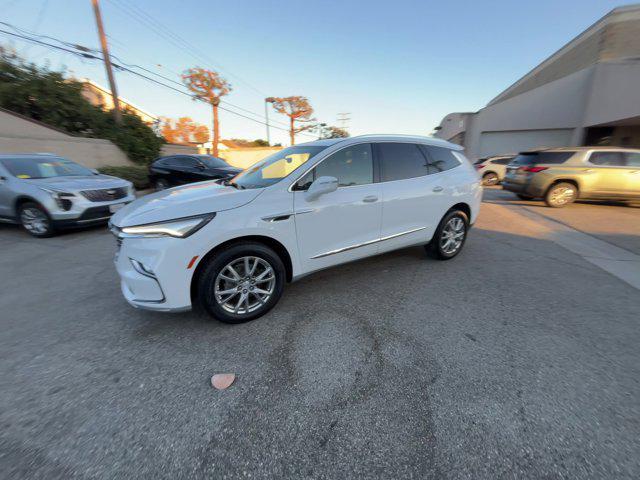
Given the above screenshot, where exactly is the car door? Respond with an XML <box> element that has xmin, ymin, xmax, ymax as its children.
<box><xmin>624</xmin><ymin>152</ymin><xmax>640</xmax><ymax>199</ymax></box>
<box><xmin>585</xmin><ymin>151</ymin><xmax>631</xmax><ymax>198</ymax></box>
<box><xmin>0</xmin><ymin>163</ymin><xmax>14</xmax><ymax>218</ymax></box>
<box><xmin>375</xmin><ymin>142</ymin><xmax>454</xmax><ymax>254</ymax></box>
<box><xmin>292</xmin><ymin>143</ymin><xmax>382</xmax><ymax>273</ymax></box>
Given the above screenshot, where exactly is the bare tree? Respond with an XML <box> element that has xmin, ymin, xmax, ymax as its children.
<box><xmin>182</xmin><ymin>68</ymin><xmax>231</xmax><ymax>156</ymax></box>
<box><xmin>268</xmin><ymin>96</ymin><xmax>315</xmax><ymax>145</ymax></box>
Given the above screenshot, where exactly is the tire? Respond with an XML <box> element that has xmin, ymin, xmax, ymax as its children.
<box><xmin>425</xmin><ymin>210</ymin><xmax>469</xmax><ymax>260</ymax></box>
<box><xmin>545</xmin><ymin>182</ymin><xmax>577</xmax><ymax>208</ymax></box>
<box><xmin>155</xmin><ymin>179</ymin><xmax>170</xmax><ymax>191</ymax></box>
<box><xmin>516</xmin><ymin>194</ymin><xmax>534</xmax><ymax>201</ymax></box>
<box><xmin>197</xmin><ymin>242</ymin><xmax>286</xmax><ymax>324</ymax></box>
<box><xmin>18</xmin><ymin>202</ymin><xmax>55</xmax><ymax>238</ymax></box>
<box><xmin>482</xmin><ymin>172</ymin><xmax>499</xmax><ymax>186</ymax></box>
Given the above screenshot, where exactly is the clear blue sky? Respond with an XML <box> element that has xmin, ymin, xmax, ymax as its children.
<box><xmin>0</xmin><ymin>0</ymin><xmax>630</xmax><ymax>145</ymax></box>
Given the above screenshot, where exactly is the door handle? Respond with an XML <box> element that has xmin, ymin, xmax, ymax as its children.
<box><xmin>583</xmin><ymin>169</ymin><xmax>595</xmax><ymax>173</ymax></box>
<box><xmin>433</xmin><ymin>186</ymin><xmax>444</xmax><ymax>192</ymax></box>
<box><xmin>363</xmin><ymin>195</ymin><xmax>378</xmax><ymax>203</ymax></box>
<box><xmin>630</xmin><ymin>170</ymin><xmax>640</xmax><ymax>175</ymax></box>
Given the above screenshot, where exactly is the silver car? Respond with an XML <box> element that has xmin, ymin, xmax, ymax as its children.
<box><xmin>0</xmin><ymin>153</ymin><xmax>135</xmax><ymax>237</ymax></box>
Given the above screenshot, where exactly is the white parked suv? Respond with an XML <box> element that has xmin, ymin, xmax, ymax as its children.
<box><xmin>110</xmin><ymin>135</ymin><xmax>482</xmax><ymax>323</ymax></box>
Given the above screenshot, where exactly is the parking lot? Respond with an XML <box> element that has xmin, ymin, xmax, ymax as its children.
<box><xmin>1</xmin><ymin>188</ymin><xmax>639</xmax><ymax>479</ymax></box>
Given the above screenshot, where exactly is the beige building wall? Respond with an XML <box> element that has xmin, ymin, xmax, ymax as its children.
<box><xmin>160</xmin><ymin>144</ymin><xmax>200</xmax><ymax>156</ymax></box>
<box><xmin>0</xmin><ymin>108</ymin><xmax>134</xmax><ymax>168</ymax></box>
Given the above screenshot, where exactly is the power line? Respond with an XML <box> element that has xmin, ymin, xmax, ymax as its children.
<box><xmin>0</xmin><ymin>26</ymin><xmax>316</xmax><ymax>137</ymax></box>
<box><xmin>3</xmin><ymin>9</ymin><xmax>291</xmax><ymax>128</ymax></box>
<box><xmin>105</xmin><ymin>0</ymin><xmax>269</xmax><ymax>98</ymax></box>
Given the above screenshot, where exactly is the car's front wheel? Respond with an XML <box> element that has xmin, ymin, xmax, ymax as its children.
<box><xmin>426</xmin><ymin>210</ymin><xmax>469</xmax><ymax>260</ymax></box>
<box><xmin>19</xmin><ymin>202</ymin><xmax>55</xmax><ymax>238</ymax></box>
<box><xmin>198</xmin><ymin>242</ymin><xmax>286</xmax><ymax>323</ymax></box>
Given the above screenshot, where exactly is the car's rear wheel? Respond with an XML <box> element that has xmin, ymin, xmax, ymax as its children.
<box><xmin>198</xmin><ymin>242</ymin><xmax>286</xmax><ymax>323</ymax></box>
<box><xmin>155</xmin><ymin>179</ymin><xmax>170</xmax><ymax>191</ymax></box>
<box><xmin>426</xmin><ymin>210</ymin><xmax>469</xmax><ymax>260</ymax></box>
<box><xmin>19</xmin><ymin>202</ymin><xmax>55</xmax><ymax>238</ymax></box>
<box><xmin>482</xmin><ymin>172</ymin><xmax>499</xmax><ymax>186</ymax></box>
<box><xmin>545</xmin><ymin>182</ymin><xmax>577</xmax><ymax>208</ymax></box>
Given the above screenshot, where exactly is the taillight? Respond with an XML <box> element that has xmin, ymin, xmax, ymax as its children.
<box><xmin>475</xmin><ymin>164</ymin><xmax>486</xmax><ymax>169</ymax></box>
<box><xmin>519</xmin><ymin>166</ymin><xmax>549</xmax><ymax>173</ymax></box>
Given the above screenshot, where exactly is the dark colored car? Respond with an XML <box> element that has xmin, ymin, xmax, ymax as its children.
<box><xmin>148</xmin><ymin>154</ymin><xmax>242</xmax><ymax>190</ymax></box>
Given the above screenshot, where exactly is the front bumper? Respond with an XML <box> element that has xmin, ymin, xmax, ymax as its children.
<box><xmin>113</xmin><ymin>234</ymin><xmax>196</xmax><ymax>312</ymax></box>
<box><xmin>49</xmin><ymin>193</ymin><xmax>136</xmax><ymax>228</ymax></box>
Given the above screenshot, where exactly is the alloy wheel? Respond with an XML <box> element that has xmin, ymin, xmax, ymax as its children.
<box><xmin>21</xmin><ymin>208</ymin><xmax>50</xmax><ymax>235</ymax></box>
<box><xmin>549</xmin><ymin>185</ymin><xmax>576</xmax><ymax>206</ymax></box>
<box><xmin>214</xmin><ymin>256</ymin><xmax>276</xmax><ymax>315</ymax></box>
<box><xmin>440</xmin><ymin>216</ymin><xmax>465</xmax><ymax>255</ymax></box>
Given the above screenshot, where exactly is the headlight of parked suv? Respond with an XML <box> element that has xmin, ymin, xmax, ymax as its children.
<box><xmin>39</xmin><ymin>187</ymin><xmax>75</xmax><ymax>211</ymax></box>
<box><xmin>120</xmin><ymin>213</ymin><xmax>215</xmax><ymax>238</ymax></box>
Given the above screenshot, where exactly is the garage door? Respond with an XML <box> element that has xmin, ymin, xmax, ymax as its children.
<box><xmin>479</xmin><ymin>129</ymin><xmax>573</xmax><ymax>157</ymax></box>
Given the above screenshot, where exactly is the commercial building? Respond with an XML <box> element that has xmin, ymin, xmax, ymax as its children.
<box><xmin>434</xmin><ymin>4</ymin><xmax>640</xmax><ymax>160</ymax></box>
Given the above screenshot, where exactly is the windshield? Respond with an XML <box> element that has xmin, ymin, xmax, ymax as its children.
<box><xmin>0</xmin><ymin>157</ymin><xmax>95</xmax><ymax>179</ymax></box>
<box><xmin>231</xmin><ymin>145</ymin><xmax>328</xmax><ymax>189</ymax></box>
<box><xmin>198</xmin><ymin>155</ymin><xmax>230</xmax><ymax>168</ymax></box>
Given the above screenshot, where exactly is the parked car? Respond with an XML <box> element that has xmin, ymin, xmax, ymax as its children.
<box><xmin>0</xmin><ymin>153</ymin><xmax>135</xmax><ymax>237</ymax></box>
<box><xmin>110</xmin><ymin>135</ymin><xmax>482</xmax><ymax>323</ymax></box>
<box><xmin>148</xmin><ymin>154</ymin><xmax>242</xmax><ymax>190</ymax></box>
<box><xmin>502</xmin><ymin>147</ymin><xmax>640</xmax><ymax>207</ymax></box>
<box><xmin>474</xmin><ymin>155</ymin><xmax>516</xmax><ymax>185</ymax></box>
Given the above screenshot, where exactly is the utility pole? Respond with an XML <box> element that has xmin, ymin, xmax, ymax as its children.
<box><xmin>265</xmin><ymin>97</ymin><xmax>275</xmax><ymax>145</ymax></box>
<box><xmin>337</xmin><ymin>112</ymin><xmax>351</xmax><ymax>133</ymax></box>
<box><xmin>91</xmin><ymin>0</ymin><xmax>122</xmax><ymax>124</ymax></box>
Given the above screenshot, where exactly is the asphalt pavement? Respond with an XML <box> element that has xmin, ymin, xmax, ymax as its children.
<box><xmin>1</xmin><ymin>190</ymin><xmax>639</xmax><ymax>479</ymax></box>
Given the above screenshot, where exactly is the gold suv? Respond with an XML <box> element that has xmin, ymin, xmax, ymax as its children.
<box><xmin>501</xmin><ymin>147</ymin><xmax>640</xmax><ymax>207</ymax></box>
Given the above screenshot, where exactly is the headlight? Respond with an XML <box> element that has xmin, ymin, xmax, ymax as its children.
<box><xmin>120</xmin><ymin>213</ymin><xmax>215</xmax><ymax>238</ymax></box>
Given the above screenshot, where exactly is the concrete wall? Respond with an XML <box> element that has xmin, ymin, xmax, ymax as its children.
<box><xmin>160</xmin><ymin>143</ymin><xmax>199</xmax><ymax>156</ymax></box>
<box><xmin>583</xmin><ymin>61</ymin><xmax>640</xmax><ymax>127</ymax></box>
<box><xmin>463</xmin><ymin>67</ymin><xmax>593</xmax><ymax>158</ymax></box>
<box><xmin>218</xmin><ymin>147</ymin><xmax>283</xmax><ymax>169</ymax></box>
<box><xmin>0</xmin><ymin>108</ymin><xmax>134</xmax><ymax>168</ymax></box>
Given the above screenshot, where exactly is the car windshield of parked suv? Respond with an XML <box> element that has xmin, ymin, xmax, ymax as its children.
<box><xmin>197</xmin><ymin>155</ymin><xmax>230</xmax><ymax>168</ymax></box>
<box><xmin>0</xmin><ymin>157</ymin><xmax>95</xmax><ymax>179</ymax></box>
<box><xmin>511</xmin><ymin>151</ymin><xmax>574</xmax><ymax>165</ymax></box>
<box><xmin>230</xmin><ymin>145</ymin><xmax>328</xmax><ymax>189</ymax></box>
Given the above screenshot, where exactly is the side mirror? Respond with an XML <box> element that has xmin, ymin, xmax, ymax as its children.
<box><xmin>90</xmin><ymin>168</ymin><xmax>99</xmax><ymax>175</ymax></box>
<box><xmin>195</xmin><ymin>163</ymin><xmax>206</xmax><ymax>170</ymax></box>
<box><xmin>305</xmin><ymin>176</ymin><xmax>338</xmax><ymax>201</ymax></box>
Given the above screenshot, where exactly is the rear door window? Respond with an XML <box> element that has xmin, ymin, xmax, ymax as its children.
<box><xmin>377</xmin><ymin>143</ymin><xmax>429</xmax><ymax>182</ymax></box>
<box><xmin>492</xmin><ymin>157</ymin><xmax>514</xmax><ymax>165</ymax></box>
<box><xmin>624</xmin><ymin>152</ymin><xmax>640</xmax><ymax>167</ymax></box>
<box><xmin>512</xmin><ymin>152</ymin><xmax>574</xmax><ymax>165</ymax></box>
<box><xmin>422</xmin><ymin>146</ymin><xmax>461</xmax><ymax>173</ymax></box>
<box><xmin>589</xmin><ymin>152</ymin><xmax>626</xmax><ymax>166</ymax></box>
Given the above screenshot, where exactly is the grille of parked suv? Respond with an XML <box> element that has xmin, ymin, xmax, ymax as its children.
<box><xmin>80</xmin><ymin>187</ymin><xmax>127</xmax><ymax>202</ymax></box>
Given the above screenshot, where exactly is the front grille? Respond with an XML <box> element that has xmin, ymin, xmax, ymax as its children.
<box><xmin>81</xmin><ymin>187</ymin><xmax>127</xmax><ymax>202</ymax></box>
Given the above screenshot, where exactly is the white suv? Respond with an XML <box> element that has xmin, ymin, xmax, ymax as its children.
<box><xmin>110</xmin><ymin>135</ymin><xmax>481</xmax><ymax>323</ymax></box>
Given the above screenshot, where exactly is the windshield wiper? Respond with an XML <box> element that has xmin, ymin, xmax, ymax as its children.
<box><xmin>223</xmin><ymin>179</ymin><xmax>244</xmax><ymax>189</ymax></box>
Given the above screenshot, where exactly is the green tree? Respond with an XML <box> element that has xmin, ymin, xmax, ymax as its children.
<box><xmin>0</xmin><ymin>49</ymin><xmax>163</xmax><ymax>164</ymax></box>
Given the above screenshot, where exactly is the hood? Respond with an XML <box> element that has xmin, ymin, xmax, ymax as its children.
<box><xmin>25</xmin><ymin>175</ymin><xmax>129</xmax><ymax>191</ymax></box>
<box><xmin>110</xmin><ymin>180</ymin><xmax>263</xmax><ymax>227</ymax></box>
